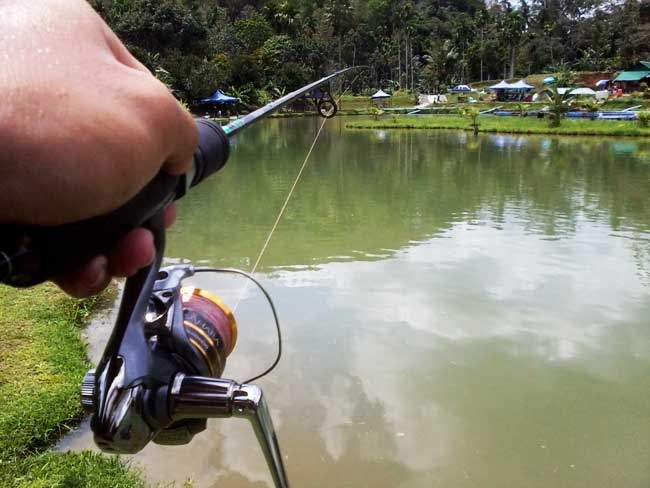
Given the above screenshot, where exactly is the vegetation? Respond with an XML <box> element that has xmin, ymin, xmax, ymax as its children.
<box><xmin>540</xmin><ymin>71</ymin><xmax>576</xmax><ymax>127</ymax></box>
<box><xmin>347</xmin><ymin>115</ymin><xmax>650</xmax><ymax>137</ymax></box>
<box><xmin>638</xmin><ymin>111</ymin><xmax>650</xmax><ymax>128</ymax></box>
<box><xmin>460</xmin><ymin>106</ymin><xmax>481</xmax><ymax>134</ymax></box>
<box><xmin>0</xmin><ymin>284</ymin><xmax>142</xmax><ymax>487</ymax></box>
<box><xmin>90</xmin><ymin>0</ymin><xmax>650</xmax><ymax>105</ymax></box>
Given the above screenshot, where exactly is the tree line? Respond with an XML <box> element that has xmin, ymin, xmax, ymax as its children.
<box><xmin>90</xmin><ymin>0</ymin><xmax>650</xmax><ymax>104</ymax></box>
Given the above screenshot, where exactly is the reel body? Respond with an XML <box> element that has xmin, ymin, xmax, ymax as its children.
<box><xmin>82</xmin><ymin>255</ymin><xmax>289</xmax><ymax>487</ymax></box>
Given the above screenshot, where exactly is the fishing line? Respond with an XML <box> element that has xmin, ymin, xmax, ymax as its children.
<box><xmin>230</xmin><ymin>115</ymin><xmax>328</xmax><ymax>315</ymax></box>
<box><xmin>228</xmin><ymin>78</ymin><xmax>358</xmax><ymax>381</ymax></box>
<box><xmin>195</xmin><ymin>267</ymin><xmax>282</xmax><ymax>384</ymax></box>
<box><xmin>233</xmin><ymin>80</ymin><xmax>356</xmax><ymax>312</ymax></box>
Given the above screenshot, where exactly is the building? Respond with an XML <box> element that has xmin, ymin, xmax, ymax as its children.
<box><xmin>613</xmin><ymin>62</ymin><xmax>650</xmax><ymax>92</ymax></box>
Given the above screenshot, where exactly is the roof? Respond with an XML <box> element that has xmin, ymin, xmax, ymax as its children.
<box><xmin>510</xmin><ymin>79</ymin><xmax>534</xmax><ymax>90</ymax></box>
<box><xmin>614</xmin><ymin>70</ymin><xmax>650</xmax><ymax>82</ymax></box>
<box><xmin>448</xmin><ymin>84</ymin><xmax>472</xmax><ymax>92</ymax></box>
<box><xmin>489</xmin><ymin>80</ymin><xmax>511</xmax><ymax>90</ymax></box>
<box><xmin>200</xmin><ymin>90</ymin><xmax>240</xmax><ymax>104</ymax></box>
<box><xmin>371</xmin><ymin>89</ymin><xmax>391</xmax><ymax>99</ymax></box>
<box><xmin>489</xmin><ymin>79</ymin><xmax>533</xmax><ymax>91</ymax></box>
<box><xmin>596</xmin><ymin>79</ymin><xmax>610</xmax><ymax>87</ymax></box>
<box><xmin>569</xmin><ymin>87</ymin><xmax>596</xmax><ymax>96</ymax></box>
<box><xmin>638</xmin><ymin>61</ymin><xmax>650</xmax><ymax>70</ymax></box>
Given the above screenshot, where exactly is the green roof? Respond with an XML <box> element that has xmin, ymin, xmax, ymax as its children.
<box><xmin>614</xmin><ymin>70</ymin><xmax>650</xmax><ymax>82</ymax></box>
<box><xmin>639</xmin><ymin>61</ymin><xmax>650</xmax><ymax>70</ymax></box>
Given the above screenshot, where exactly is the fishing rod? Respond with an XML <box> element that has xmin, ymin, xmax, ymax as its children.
<box><xmin>0</xmin><ymin>66</ymin><xmax>363</xmax><ymax>488</ymax></box>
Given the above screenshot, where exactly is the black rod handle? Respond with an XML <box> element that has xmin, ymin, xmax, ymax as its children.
<box><xmin>0</xmin><ymin>119</ymin><xmax>229</xmax><ymax>287</ymax></box>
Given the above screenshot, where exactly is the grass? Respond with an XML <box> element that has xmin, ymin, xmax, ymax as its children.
<box><xmin>0</xmin><ymin>283</ymin><xmax>143</xmax><ymax>487</ymax></box>
<box><xmin>346</xmin><ymin>114</ymin><xmax>650</xmax><ymax>137</ymax></box>
<box><xmin>339</xmin><ymin>91</ymin><xmax>417</xmax><ymax>110</ymax></box>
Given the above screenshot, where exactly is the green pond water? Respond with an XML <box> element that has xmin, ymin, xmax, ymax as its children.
<box><xmin>63</xmin><ymin>118</ymin><xmax>650</xmax><ymax>487</ymax></box>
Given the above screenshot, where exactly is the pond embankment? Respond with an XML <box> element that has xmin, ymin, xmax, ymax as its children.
<box><xmin>0</xmin><ymin>284</ymin><xmax>143</xmax><ymax>487</ymax></box>
<box><xmin>346</xmin><ymin>115</ymin><xmax>650</xmax><ymax>137</ymax></box>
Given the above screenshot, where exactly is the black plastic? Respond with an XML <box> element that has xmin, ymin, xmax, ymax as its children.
<box><xmin>191</xmin><ymin>119</ymin><xmax>230</xmax><ymax>188</ymax></box>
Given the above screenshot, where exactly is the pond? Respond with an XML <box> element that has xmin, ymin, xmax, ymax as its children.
<box><xmin>60</xmin><ymin>118</ymin><xmax>650</xmax><ymax>487</ymax></box>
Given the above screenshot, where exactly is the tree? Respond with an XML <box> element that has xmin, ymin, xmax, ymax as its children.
<box><xmin>541</xmin><ymin>71</ymin><xmax>576</xmax><ymax>127</ymax></box>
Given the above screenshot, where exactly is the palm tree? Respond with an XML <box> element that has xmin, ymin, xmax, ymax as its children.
<box><xmin>540</xmin><ymin>72</ymin><xmax>576</xmax><ymax>128</ymax></box>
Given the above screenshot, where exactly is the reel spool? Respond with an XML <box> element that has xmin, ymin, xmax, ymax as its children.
<box><xmin>180</xmin><ymin>287</ymin><xmax>237</xmax><ymax>378</ymax></box>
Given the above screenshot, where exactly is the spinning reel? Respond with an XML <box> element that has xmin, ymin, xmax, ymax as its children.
<box><xmin>80</xmin><ymin>225</ymin><xmax>288</xmax><ymax>487</ymax></box>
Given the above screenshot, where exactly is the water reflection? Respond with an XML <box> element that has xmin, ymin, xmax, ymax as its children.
<box><xmin>59</xmin><ymin>120</ymin><xmax>650</xmax><ymax>487</ymax></box>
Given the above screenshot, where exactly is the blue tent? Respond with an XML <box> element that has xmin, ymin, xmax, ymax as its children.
<box><xmin>200</xmin><ymin>90</ymin><xmax>240</xmax><ymax>104</ymax></box>
<box><xmin>448</xmin><ymin>84</ymin><xmax>472</xmax><ymax>93</ymax></box>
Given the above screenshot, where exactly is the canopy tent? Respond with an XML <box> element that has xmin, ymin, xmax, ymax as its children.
<box><xmin>596</xmin><ymin>79</ymin><xmax>610</xmax><ymax>87</ymax></box>
<box><xmin>569</xmin><ymin>87</ymin><xmax>596</xmax><ymax>96</ymax></box>
<box><xmin>448</xmin><ymin>84</ymin><xmax>472</xmax><ymax>93</ymax></box>
<box><xmin>200</xmin><ymin>90</ymin><xmax>240</xmax><ymax>104</ymax></box>
<box><xmin>553</xmin><ymin>87</ymin><xmax>596</xmax><ymax>96</ymax></box>
<box><xmin>488</xmin><ymin>80</ymin><xmax>512</xmax><ymax>90</ymax></box>
<box><xmin>489</xmin><ymin>79</ymin><xmax>533</xmax><ymax>102</ymax></box>
<box><xmin>371</xmin><ymin>89</ymin><xmax>391</xmax><ymax>99</ymax></box>
<box><xmin>614</xmin><ymin>70</ymin><xmax>650</xmax><ymax>82</ymax></box>
<box><xmin>509</xmin><ymin>80</ymin><xmax>534</xmax><ymax>90</ymax></box>
<box><xmin>543</xmin><ymin>76</ymin><xmax>557</xmax><ymax>85</ymax></box>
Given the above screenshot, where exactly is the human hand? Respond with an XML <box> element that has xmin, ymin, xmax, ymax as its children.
<box><xmin>0</xmin><ymin>0</ymin><xmax>198</xmax><ymax>297</ymax></box>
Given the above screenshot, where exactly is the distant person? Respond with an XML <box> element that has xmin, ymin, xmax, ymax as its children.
<box><xmin>0</xmin><ymin>0</ymin><xmax>198</xmax><ymax>297</ymax></box>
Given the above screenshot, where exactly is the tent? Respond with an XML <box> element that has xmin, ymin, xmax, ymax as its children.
<box><xmin>489</xmin><ymin>79</ymin><xmax>533</xmax><ymax>101</ymax></box>
<box><xmin>371</xmin><ymin>89</ymin><xmax>391</xmax><ymax>99</ymax></box>
<box><xmin>596</xmin><ymin>79</ymin><xmax>610</xmax><ymax>88</ymax></box>
<box><xmin>448</xmin><ymin>84</ymin><xmax>472</xmax><ymax>93</ymax></box>
<box><xmin>200</xmin><ymin>90</ymin><xmax>240</xmax><ymax>104</ymax></box>
<box><xmin>569</xmin><ymin>87</ymin><xmax>596</xmax><ymax>96</ymax></box>
<box><xmin>488</xmin><ymin>80</ymin><xmax>512</xmax><ymax>90</ymax></box>
<box><xmin>509</xmin><ymin>80</ymin><xmax>534</xmax><ymax>90</ymax></box>
<box><xmin>554</xmin><ymin>87</ymin><xmax>596</xmax><ymax>96</ymax></box>
<box><xmin>543</xmin><ymin>76</ymin><xmax>557</xmax><ymax>85</ymax></box>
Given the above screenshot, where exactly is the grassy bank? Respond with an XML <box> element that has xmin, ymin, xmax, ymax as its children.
<box><xmin>346</xmin><ymin>115</ymin><xmax>650</xmax><ymax>137</ymax></box>
<box><xmin>0</xmin><ymin>284</ymin><xmax>143</xmax><ymax>487</ymax></box>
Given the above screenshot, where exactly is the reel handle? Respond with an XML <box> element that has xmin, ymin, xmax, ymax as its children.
<box><xmin>169</xmin><ymin>374</ymin><xmax>290</xmax><ymax>488</ymax></box>
<box><xmin>0</xmin><ymin>119</ymin><xmax>229</xmax><ymax>287</ymax></box>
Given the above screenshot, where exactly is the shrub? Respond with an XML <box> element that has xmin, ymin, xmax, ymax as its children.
<box><xmin>368</xmin><ymin>106</ymin><xmax>384</xmax><ymax>120</ymax></box>
<box><xmin>637</xmin><ymin>111</ymin><xmax>650</xmax><ymax>128</ymax></box>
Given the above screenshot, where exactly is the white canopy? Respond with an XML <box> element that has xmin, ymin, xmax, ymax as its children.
<box><xmin>509</xmin><ymin>79</ymin><xmax>534</xmax><ymax>90</ymax></box>
<box><xmin>489</xmin><ymin>80</ymin><xmax>512</xmax><ymax>90</ymax></box>
<box><xmin>569</xmin><ymin>87</ymin><xmax>596</xmax><ymax>96</ymax></box>
<box><xmin>371</xmin><ymin>89</ymin><xmax>391</xmax><ymax>99</ymax></box>
<box><xmin>556</xmin><ymin>87</ymin><xmax>596</xmax><ymax>96</ymax></box>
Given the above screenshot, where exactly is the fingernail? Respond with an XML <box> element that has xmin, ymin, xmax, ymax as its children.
<box><xmin>87</xmin><ymin>256</ymin><xmax>109</xmax><ymax>289</ymax></box>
